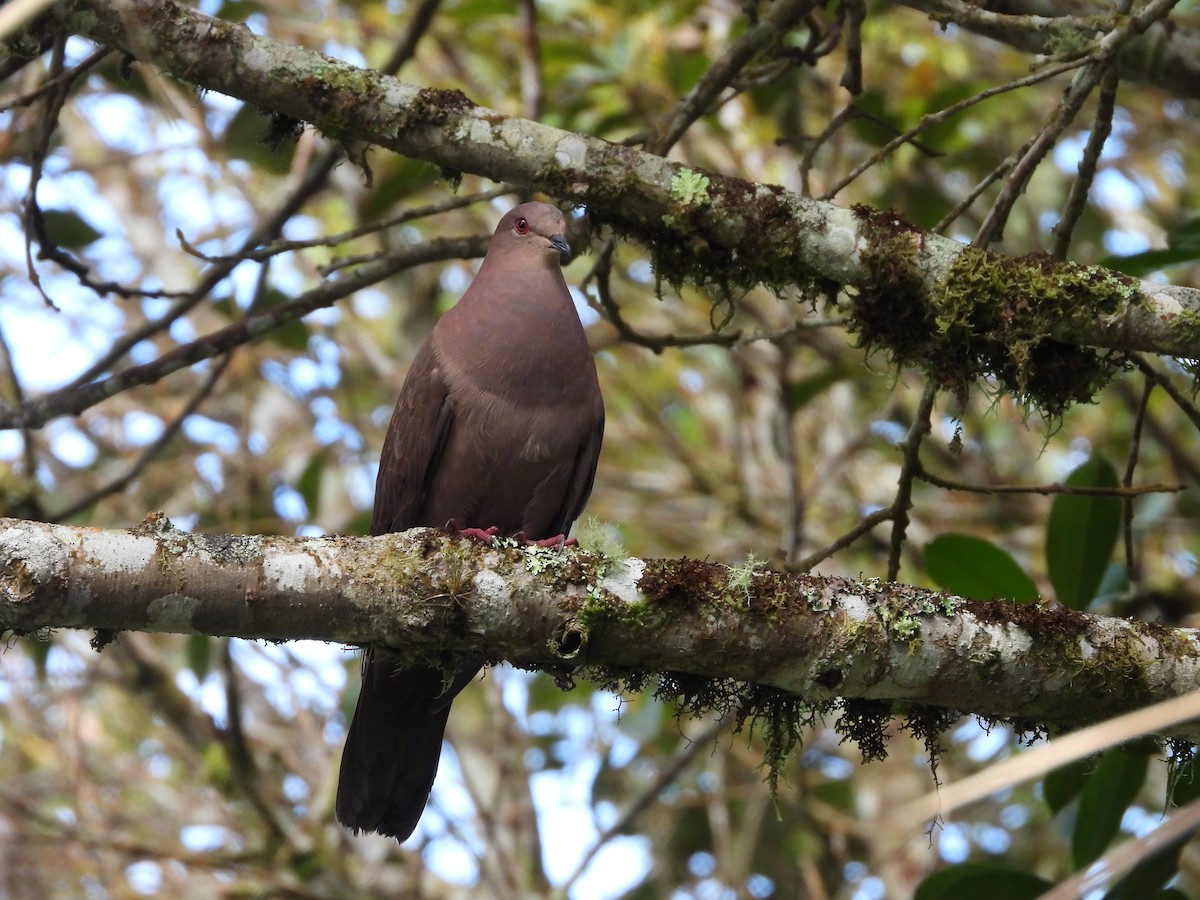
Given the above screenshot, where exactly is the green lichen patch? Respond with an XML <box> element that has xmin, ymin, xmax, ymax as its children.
<box><xmin>848</xmin><ymin>215</ymin><xmax>1136</xmax><ymax>415</ymax></box>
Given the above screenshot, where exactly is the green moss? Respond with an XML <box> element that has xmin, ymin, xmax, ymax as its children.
<box><xmin>1167</xmin><ymin>307</ymin><xmax>1200</xmax><ymax>347</ymax></box>
<box><xmin>849</xmin><ymin>220</ymin><xmax>1136</xmax><ymax>415</ymax></box>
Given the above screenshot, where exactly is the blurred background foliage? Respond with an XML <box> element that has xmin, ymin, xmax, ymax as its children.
<box><xmin>1</xmin><ymin>0</ymin><xmax>1199</xmax><ymax>896</ymax></box>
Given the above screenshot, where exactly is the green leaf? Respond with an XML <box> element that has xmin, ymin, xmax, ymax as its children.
<box><xmin>1103</xmin><ymin>830</ymin><xmax>1188</xmax><ymax>900</ymax></box>
<box><xmin>1073</xmin><ymin>745</ymin><xmax>1149</xmax><ymax>870</ymax></box>
<box><xmin>1046</xmin><ymin>455</ymin><xmax>1121</xmax><ymax>609</ymax></box>
<box><xmin>295</xmin><ymin>450</ymin><xmax>329</xmax><ymax>515</ymax></box>
<box><xmin>41</xmin><ymin>209</ymin><xmax>103</xmax><ymax>249</ymax></box>
<box><xmin>914</xmin><ymin>862</ymin><xmax>1052</xmax><ymax>900</ymax></box>
<box><xmin>1101</xmin><ymin>216</ymin><xmax>1200</xmax><ymax>276</ymax></box>
<box><xmin>224</xmin><ymin>103</ymin><xmax>294</xmax><ymax>174</ymax></box>
<box><xmin>1043</xmin><ymin>759</ymin><xmax>1089</xmax><ymax>814</ymax></box>
<box><xmin>925</xmin><ymin>533</ymin><xmax>1039</xmax><ymax>602</ymax></box>
<box><xmin>785</xmin><ymin>366</ymin><xmax>849</xmax><ymax>412</ymax></box>
<box><xmin>250</xmin><ymin>287</ymin><xmax>310</xmax><ymax>350</ymax></box>
<box><xmin>186</xmin><ymin>634</ymin><xmax>212</xmax><ymax>679</ymax></box>
<box><xmin>21</xmin><ymin>634</ymin><xmax>53</xmax><ymax>681</ymax></box>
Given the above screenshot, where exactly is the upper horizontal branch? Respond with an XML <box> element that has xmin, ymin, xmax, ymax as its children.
<box><xmin>3</xmin><ymin>515</ymin><xmax>1200</xmax><ymax>740</ymax></box>
<box><xmin>51</xmin><ymin>0</ymin><xmax>1200</xmax><ymax>367</ymax></box>
<box><xmin>897</xmin><ymin>0</ymin><xmax>1200</xmax><ymax>102</ymax></box>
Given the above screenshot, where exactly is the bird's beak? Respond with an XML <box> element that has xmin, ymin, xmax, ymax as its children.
<box><xmin>549</xmin><ymin>234</ymin><xmax>571</xmax><ymax>258</ymax></box>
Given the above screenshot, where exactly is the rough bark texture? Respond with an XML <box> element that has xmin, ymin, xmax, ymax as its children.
<box><xmin>3</xmin><ymin>516</ymin><xmax>1199</xmax><ymax>741</ymax></box>
<box><xmin>42</xmin><ymin>0</ymin><xmax>1200</xmax><ymax>363</ymax></box>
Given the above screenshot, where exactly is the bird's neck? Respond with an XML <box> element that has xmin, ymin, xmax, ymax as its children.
<box><xmin>434</xmin><ymin>268</ymin><xmax>592</xmax><ymax>404</ymax></box>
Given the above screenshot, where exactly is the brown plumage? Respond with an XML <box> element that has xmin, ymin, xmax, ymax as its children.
<box><xmin>335</xmin><ymin>202</ymin><xmax>604</xmax><ymax>842</ymax></box>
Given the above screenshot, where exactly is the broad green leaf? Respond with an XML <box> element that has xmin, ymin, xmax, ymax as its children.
<box><xmin>1073</xmin><ymin>746</ymin><xmax>1149</xmax><ymax>870</ymax></box>
<box><xmin>296</xmin><ymin>449</ymin><xmax>329</xmax><ymax>514</ymax></box>
<box><xmin>925</xmin><ymin>533</ymin><xmax>1039</xmax><ymax>603</ymax></box>
<box><xmin>1046</xmin><ymin>455</ymin><xmax>1121</xmax><ymax>609</ymax></box>
<box><xmin>41</xmin><ymin>209</ymin><xmax>102</xmax><ymax>249</ymax></box>
<box><xmin>914</xmin><ymin>862</ymin><xmax>1052</xmax><ymax>900</ymax></box>
<box><xmin>1043</xmin><ymin>759</ymin><xmax>1089</xmax><ymax>814</ymax></box>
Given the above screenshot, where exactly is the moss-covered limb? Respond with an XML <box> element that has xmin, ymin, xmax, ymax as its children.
<box><xmin>4</xmin><ymin>516</ymin><xmax>1200</xmax><ymax>743</ymax></box>
<box><xmin>55</xmin><ymin>0</ymin><xmax>1200</xmax><ymax>369</ymax></box>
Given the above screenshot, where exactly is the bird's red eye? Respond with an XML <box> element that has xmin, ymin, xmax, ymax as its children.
<box><xmin>515</xmin><ymin>217</ymin><xmax>529</xmax><ymax>234</ymax></box>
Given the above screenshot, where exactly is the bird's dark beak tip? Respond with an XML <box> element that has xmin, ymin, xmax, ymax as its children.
<box><xmin>551</xmin><ymin>235</ymin><xmax>571</xmax><ymax>258</ymax></box>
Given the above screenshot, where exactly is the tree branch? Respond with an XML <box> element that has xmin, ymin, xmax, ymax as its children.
<box><xmin>3</xmin><ymin>515</ymin><xmax>1200</xmax><ymax>742</ymax></box>
<box><xmin>46</xmin><ymin>0</ymin><xmax>1200</xmax><ymax>366</ymax></box>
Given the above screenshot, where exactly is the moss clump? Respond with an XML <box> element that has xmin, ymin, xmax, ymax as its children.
<box><xmin>849</xmin><ymin>212</ymin><xmax>1136</xmax><ymax>415</ymax></box>
<box><xmin>638</xmin><ymin>557</ymin><xmax>727</xmax><ymax>608</ymax></box>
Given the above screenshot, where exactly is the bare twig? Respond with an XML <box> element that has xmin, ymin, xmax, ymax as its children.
<box><xmin>2</xmin><ymin>236</ymin><xmax>488</xmax><ymax>430</ymax></box>
<box><xmin>1051</xmin><ymin>63</ymin><xmax>1119</xmax><ymax>259</ymax></box>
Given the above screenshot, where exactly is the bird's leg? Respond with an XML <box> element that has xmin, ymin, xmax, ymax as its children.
<box><xmin>443</xmin><ymin>520</ymin><xmax>501</xmax><ymax>544</ymax></box>
<box><xmin>511</xmin><ymin>531</ymin><xmax>578</xmax><ymax>549</ymax></box>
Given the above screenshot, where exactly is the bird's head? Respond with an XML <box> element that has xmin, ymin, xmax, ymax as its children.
<box><xmin>492</xmin><ymin>202</ymin><xmax>571</xmax><ymax>264</ymax></box>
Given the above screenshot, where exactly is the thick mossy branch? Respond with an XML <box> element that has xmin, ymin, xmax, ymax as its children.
<box><xmin>51</xmin><ymin>0</ymin><xmax>1200</xmax><ymax>392</ymax></box>
<box><xmin>5</xmin><ymin>517</ymin><xmax>1200</xmax><ymax>795</ymax></box>
<box><xmin>849</xmin><ymin>209</ymin><xmax>1135</xmax><ymax>415</ymax></box>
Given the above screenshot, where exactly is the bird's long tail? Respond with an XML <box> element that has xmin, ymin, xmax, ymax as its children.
<box><xmin>335</xmin><ymin>653</ymin><xmax>477</xmax><ymax>842</ymax></box>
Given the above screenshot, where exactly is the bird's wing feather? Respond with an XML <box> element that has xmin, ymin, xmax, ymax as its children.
<box><xmin>370</xmin><ymin>338</ymin><xmax>454</xmax><ymax>537</ymax></box>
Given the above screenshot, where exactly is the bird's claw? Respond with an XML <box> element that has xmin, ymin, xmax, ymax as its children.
<box><xmin>444</xmin><ymin>520</ymin><xmax>501</xmax><ymax>544</ymax></box>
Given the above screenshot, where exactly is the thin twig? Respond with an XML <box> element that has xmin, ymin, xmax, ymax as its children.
<box><xmin>791</xmin><ymin>506</ymin><xmax>894</xmax><ymax>573</ymax></box>
<box><xmin>0</xmin><ymin>46</ymin><xmax>110</xmax><ymax>111</ymax></box>
<box><xmin>3</xmin><ymin>236</ymin><xmax>489</xmax><ymax>430</ymax></box>
<box><xmin>1122</xmin><ymin>377</ymin><xmax>1155</xmax><ymax>580</ymax></box>
<box><xmin>916</xmin><ymin>469</ymin><xmax>1181</xmax><ymax>498</ymax></box>
<box><xmin>822</xmin><ymin>58</ymin><xmax>1086</xmax><ymax>201</ymax></box>
<box><xmin>562</xmin><ymin>716</ymin><xmax>728</xmax><ymax>890</ymax></box>
<box><xmin>652</xmin><ymin>0</ymin><xmax>814</xmax><ymax>155</ymax></box>
<box><xmin>50</xmin><ymin>354</ymin><xmax>233</xmax><ymax>522</ymax></box>
<box><xmin>1051</xmin><ymin>63</ymin><xmax>1119</xmax><ymax>259</ymax></box>
<box><xmin>1133</xmin><ymin>356</ymin><xmax>1200</xmax><ymax>433</ymax></box>
<box><xmin>179</xmin><ymin>185</ymin><xmax>514</xmax><ymax>265</ymax></box>
<box><xmin>887</xmin><ymin>382</ymin><xmax>937</xmax><ymax>581</ymax></box>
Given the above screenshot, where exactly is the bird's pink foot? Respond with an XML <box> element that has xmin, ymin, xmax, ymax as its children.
<box><xmin>513</xmin><ymin>531</ymin><xmax>577</xmax><ymax>549</ymax></box>
<box><xmin>444</xmin><ymin>520</ymin><xmax>501</xmax><ymax>544</ymax></box>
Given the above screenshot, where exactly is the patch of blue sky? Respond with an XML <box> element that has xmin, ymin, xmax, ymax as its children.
<box><xmin>194</xmin><ymin>451</ymin><xmax>226</xmax><ymax>492</ymax></box>
<box><xmin>323</xmin><ymin>42</ymin><xmax>368</xmax><ymax>69</ymax></box>
<box><xmin>567</xmin><ymin>838</ymin><xmax>652</xmax><ymax>897</ymax></box>
<box><xmin>47</xmin><ymin>420</ymin><xmax>98</xmax><ymax>467</ymax></box>
<box><xmin>1104</xmin><ymin>229</ymin><xmax>1152</xmax><ymax>256</ymax></box>
<box><xmin>183</xmin><ymin>414</ymin><xmax>240</xmax><ymax>453</ymax></box>
<box><xmin>180</xmin><ymin>824</ymin><xmax>233</xmax><ymax>853</ymax></box>
<box><xmin>125</xmin><ymin>860</ymin><xmax>162</xmax><ymax>895</ymax></box>
<box><xmin>973</xmin><ymin>822</ymin><xmax>1012</xmax><ymax>854</ymax></box>
<box><xmin>346</xmin><ymin>461</ymin><xmax>375</xmax><ymax>509</ymax></box>
<box><xmin>351</xmin><ymin>287</ymin><xmax>390</xmax><ymax>318</ymax></box>
<box><xmin>953</xmin><ymin>716</ymin><xmax>1012</xmax><ymax>763</ymax></box>
<box><xmin>0</xmin><ymin>431</ymin><xmax>23</xmax><ymax>461</ymax></box>
<box><xmin>175</xmin><ymin>668</ymin><xmax>228</xmax><ymax>727</ymax></box>
<box><xmin>534</xmin><ymin>760</ymin><xmax>655</xmax><ymax>893</ymax></box>
<box><xmin>274</xmin><ymin>484</ymin><xmax>308</xmax><ymax>522</ymax></box>
<box><xmin>1094</xmin><ymin>168</ymin><xmax>1151</xmax><ymax>209</ymax></box>
<box><xmin>936</xmin><ymin>822</ymin><xmax>970</xmax><ymax>863</ymax></box>
<box><xmin>75</xmin><ymin>92</ymin><xmax>157</xmax><ymax>155</ymax></box>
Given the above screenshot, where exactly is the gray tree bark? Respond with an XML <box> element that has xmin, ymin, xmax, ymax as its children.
<box><xmin>3</xmin><ymin>515</ymin><xmax>1199</xmax><ymax>741</ymax></box>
